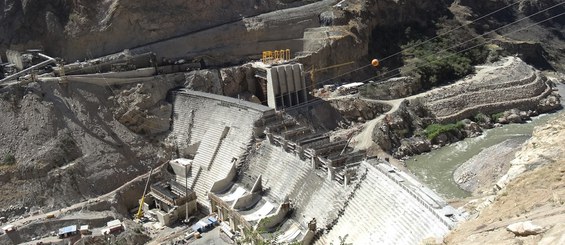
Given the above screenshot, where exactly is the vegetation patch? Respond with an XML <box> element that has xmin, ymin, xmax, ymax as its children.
<box><xmin>491</xmin><ymin>112</ymin><xmax>505</xmax><ymax>122</ymax></box>
<box><xmin>424</xmin><ymin>121</ymin><xmax>464</xmax><ymax>140</ymax></box>
<box><xmin>2</xmin><ymin>153</ymin><xmax>16</xmax><ymax>165</ymax></box>
<box><xmin>474</xmin><ymin>112</ymin><xmax>489</xmax><ymax>123</ymax></box>
<box><xmin>400</xmin><ymin>18</ymin><xmax>488</xmax><ymax>88</ymax></box>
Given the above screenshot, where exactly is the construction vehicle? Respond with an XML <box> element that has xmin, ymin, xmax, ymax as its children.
<box><xmin>135</xmin><ymin>167</ymin><xmax>154</xmax><ymax>221</ymax></box>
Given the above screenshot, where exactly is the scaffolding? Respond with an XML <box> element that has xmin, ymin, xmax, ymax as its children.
<box><xmin>262</xmin><ymin>49</ymin><xmax>291</xmax><ymax>64</ymax></box>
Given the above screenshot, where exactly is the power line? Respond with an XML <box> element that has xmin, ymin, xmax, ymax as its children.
<box><xmin>310</xmin><ymin>0</ymin><xmax>530</xmax><ymax>89</ymax></box>
<box><xmin>377</xmin><ymin>0</ymin><xmax>527</xmax><ymax>63</ymax></box>
<box><xmin>283</xmin><ymin>8</ymin><xmax>565</xmax><ymax>111</ymax></box>
<box><xmin>360</xmin><ymin>10</ymin><xmax>565</xmax><ymax>85</ymax></box>
<box><xmin>360</xmin><ymin>1</ymin><xmax>565</xmax><ymax>83</ymax></box>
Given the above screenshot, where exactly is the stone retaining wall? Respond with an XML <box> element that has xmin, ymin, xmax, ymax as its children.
<box><xmin>426</xmin><ymin>71</ymin><xmax>537</xmax><ymax>102</ymax></box>
<box><xmin>428</xmin><ymin>75</ymin><xmax>547</xmax><ymax>117</ymax></box>
<box><xmin>435</xmin><ymin>82</ymin><xmax>553</xmax><ymax>123</ymax></box>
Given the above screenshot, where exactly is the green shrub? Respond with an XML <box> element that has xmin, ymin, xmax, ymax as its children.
<box><xmin>2</xmin><ymin>153</ymin><xmax>16</xmax><ymax>165</ymax></box>
<box><xmin>491</xmin><ymin>112</ymin><xmax>505</xmax><ymax>121</ymax></box>
<box><xmin>424</xmin><ymin>121</ymin><xmax>464</xmax><ymax>140</ymax></box>
<box><xmin>401</xmin><ymin>41</ymin><xmax>475</xmax><ymax>87</ymax></box>
<box><xmin>474</xmin><ymin>113</ymin><xmax>488</xmax><ymax>123</ymax></box>
<box><xmin>400</xmin><ymin>18</ymin><xmax>487</xmax><ymax>88</ymax></box>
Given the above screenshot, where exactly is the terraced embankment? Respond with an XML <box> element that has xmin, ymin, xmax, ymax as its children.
<box><xmin>422</xmin><ymin>57</ymin><xmax>557</xmax><ymax>123</ymax></box>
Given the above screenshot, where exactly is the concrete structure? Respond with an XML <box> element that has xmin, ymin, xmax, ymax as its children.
<box><xmin>57</xmin><ymin>225</ymin><xmax>78</xmax><ymax>238</ymax></box>
<box><xmin>254</xmin><ymin>63</ymin><xmax>308</xmax><ymax>109</ymax></box>
<box><xmin>167</xmin><ymin>89</ymin><xmax>463</xmax><ymax>244</ymax></box>
<box><xmin>6</xmin><ymin>50</ymin><xmax>23</xmax><ymax>70</ymax></box>
<box><xmin>203</xmin><ymin>111</ymin><xmax>464</xmax><ymax>244</ymax></box>
<box><xmin>103</xmin><ymin>220</ymin><xmax>124</xmax><ymax>235</ymax></box>
<box><xmin>170</xmin><ymin>89</ymin><xmax>274</xmax><ymax>211</ymax></box>
<box><xmin>143</xmin><ymin>180</ymin><xmax>198</xmax><ymax>226</ymax></box>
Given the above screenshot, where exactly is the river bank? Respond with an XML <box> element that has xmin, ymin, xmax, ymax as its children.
<box><xmin>405</xmin><ymin>83</ymin><xmax>565</xmax><ymax>200</ymax></box>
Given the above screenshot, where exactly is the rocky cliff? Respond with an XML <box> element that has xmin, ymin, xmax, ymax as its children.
<box><xmin>445</xmin><ymin>111</ymin><xmax>565</xmax><ymax>245</ymax></box>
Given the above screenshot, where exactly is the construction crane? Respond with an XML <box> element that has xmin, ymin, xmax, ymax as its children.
<box><xmin>136</xmin><ymin>167</ymin><xmax>154</xmax><ymax>221</ymax></box>
<box><xmin>307</xmin><ymin>58</ymin><xmax>380</xmax><ymax>91</ymax></box>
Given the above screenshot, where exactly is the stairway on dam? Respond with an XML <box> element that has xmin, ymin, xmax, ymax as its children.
<box><xmin>170</xmin><ymin>90</ymin><xmax>274</xmax><ymax>208</ymax></box>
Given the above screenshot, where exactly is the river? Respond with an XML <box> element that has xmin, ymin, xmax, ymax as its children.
<box><xmin>406</xmin><ymin>84</ymin><xmax>565</xmax><ymax>199</ymax></box>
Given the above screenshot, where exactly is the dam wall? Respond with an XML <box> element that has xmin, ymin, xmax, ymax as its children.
<box><xmin>170</xmin><ymin>90</ymin><xmax>274</xmax><ymax>208</ymax></box>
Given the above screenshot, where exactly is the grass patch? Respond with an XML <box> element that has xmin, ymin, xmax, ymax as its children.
<box><xmin>424</xmin><ymin>121</ymin><xmax>465</xmax><ymax>140</ymax></box>
<box><xmin>2</xmin><ymin>153</ymin><xmax>16</xmax><ymax>165</ymax></box>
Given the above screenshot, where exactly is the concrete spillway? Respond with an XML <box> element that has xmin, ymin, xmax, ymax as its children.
<box><xmin>170</xmin><ymin>89</ymin><xmax>274</xmax><ymax>209</ymax></box>
<box><xmin>170</xmin><ymin>89</ymin><xmax>463</xmax><ymax>244</ymax></box>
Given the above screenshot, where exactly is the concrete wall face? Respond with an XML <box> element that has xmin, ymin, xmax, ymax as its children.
<box><xmin>266</xmin><ymin>63</ymin><xmax>308</xmax><ymax>109</ymax></box>
<box><xmin>6</xmin><ymin>50</ymin><xmax>23</xmax><ymax>70</ymax></box>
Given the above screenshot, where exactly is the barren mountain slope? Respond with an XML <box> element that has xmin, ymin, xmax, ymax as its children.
<box><xmin>0</xmin><ymin>80</ymin><xmax>172</xmax><ymax>213</ymax></box>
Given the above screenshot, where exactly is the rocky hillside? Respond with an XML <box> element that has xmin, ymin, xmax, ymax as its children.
<box><xmin>445</xmin><ymin>111</ymin><xmax>565</xmax><ymax>244</ymax></box>
<box><xmin>0</xmin><ymin>80</ymin><xmax>173</xmax><ymax>215</ymax></box>
<box><xmin>0</xmin><ymin>0</ymin><xmax>313</xmax><ymax>61</ymax></box>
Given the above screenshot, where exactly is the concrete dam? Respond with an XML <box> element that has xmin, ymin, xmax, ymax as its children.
<box><xmin>168</xmin><ymin>89</ymin><xmax>465</xmax><ymax>244</ymax></box>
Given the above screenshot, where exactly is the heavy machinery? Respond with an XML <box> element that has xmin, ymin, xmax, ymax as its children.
<box><xmin>135</xmin><ymin>167</ymin><xmax>154</xmax><ymax>221</ymax></box>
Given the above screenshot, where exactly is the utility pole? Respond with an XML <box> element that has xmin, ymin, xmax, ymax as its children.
<box><xmin>185</xmin><ymin>163</ymin><xmax>189</xmax><ymax>223</ymax></box>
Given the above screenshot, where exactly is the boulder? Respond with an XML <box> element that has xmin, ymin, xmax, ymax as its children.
<box><xmin>394</xmin><ymin>137</ymin><xmax>431</xmax><ymax>157</ymax></box>
<box><xmin>538</xmin><ymin>94</ymin><xmax>561</xmax><ymax>112</ymax></box>
<box><xmin>507</xmin><ymin>221</ymin><xmax>544</xmax><ymax>236</ymax></box>
<box><xmin>463</xmin><ymin>120</ymin><xmax>482</xmax><ymax>137</ymax></box>
<box><xmin>506</xmin><ymin>113</ymin><xmax>523</xmax><ymax>123</ymax></box>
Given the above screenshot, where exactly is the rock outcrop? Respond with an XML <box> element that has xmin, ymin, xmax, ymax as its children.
<box><xmin>361</xmin><ymin>77</ymin><xmax>422</xmax><ymax>100</ymax></box>
<box><xmin>111</xmin><ymin>80</ymin><xmax>178</xmax><ymax>135</ymax></box>
<box><xmin>0</xmin><ymin>0</ymin><xmax>310</xmax><ymax>61</ymax></box>
<box><xmin>496</xmin><ymin>111</ymin><xmax>565</xmax><ymax>190</ymax></box>
<box><xmin>219</xmin><ymin>64</ymin><xmax>256</xmax><ymax>97</ymax></box>
<box><xmin>329</xmin><ymin>98</ymin><xmax>391</xmax><ymax>122</ymax></box>
<box><xmin>445</xmin><ymin>111</ymin><xmax>565</xmax><ymax>245</ymax></box>
<box><xmin>183</xmin><ymin>70</ymin><xmax>222</xmax><ymax>95</ymax></box>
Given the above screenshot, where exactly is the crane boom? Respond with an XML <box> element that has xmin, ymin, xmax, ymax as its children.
<box><xmin>136</xmin><ymin>167</ymin><xmax>154</xmax><ymax>220</ymax></box>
